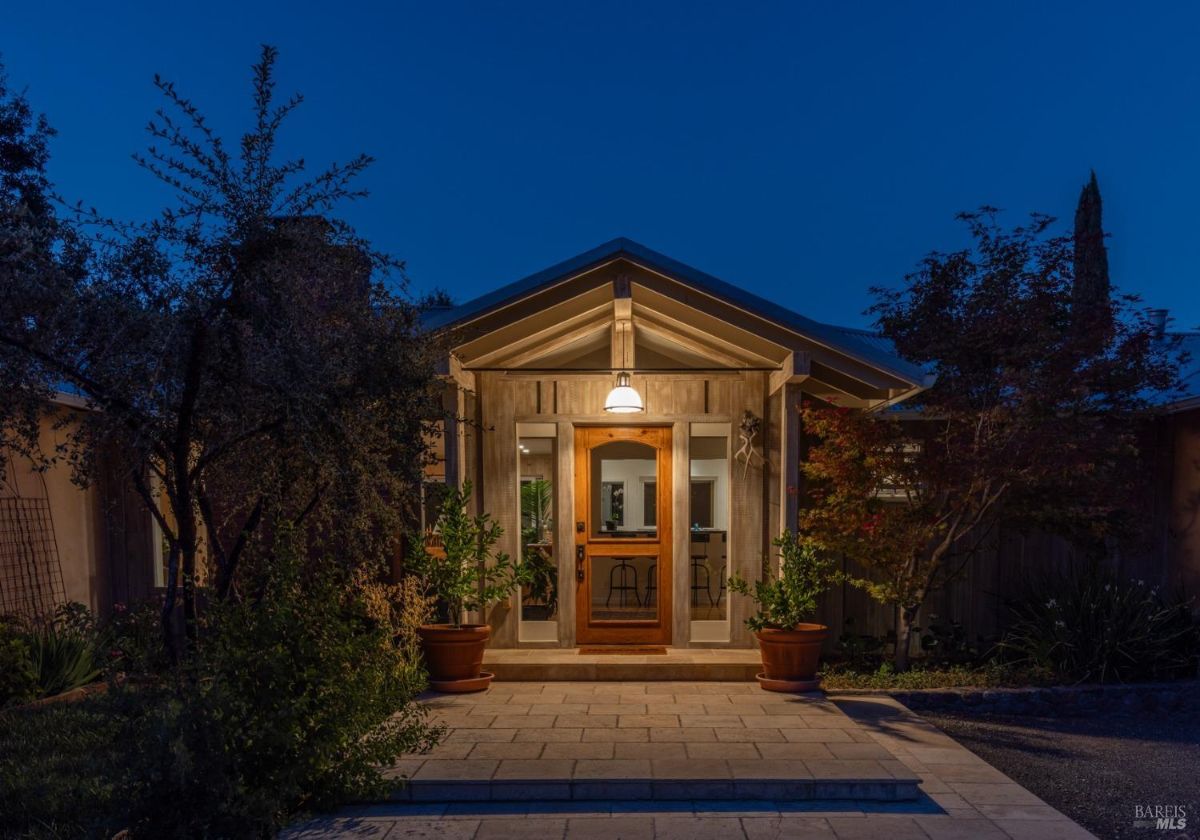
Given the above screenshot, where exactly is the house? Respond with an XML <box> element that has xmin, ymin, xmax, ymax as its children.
<box><xmin>421</xmin><ymin>238</ymin><xmax>931</xmax><ymax>649</ymax></box>
<box><xmin>3</xmin><ymin>238</ymin><xmax>1197</xmax><ymax>652</ymax></box>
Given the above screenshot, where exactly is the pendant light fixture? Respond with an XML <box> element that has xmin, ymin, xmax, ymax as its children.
<box><xmin>604</xmin><ymin>325</ymin><xmax>644</xmax><ymax>413</ymax></box>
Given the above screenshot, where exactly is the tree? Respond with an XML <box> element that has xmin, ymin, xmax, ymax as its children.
<box><xmin>0</xmin><ymin>61</ymin><xmax>88</xmax><ymax>457</ymax></box>
<box><xmin>0</xmin><ymin>47</ymin><xmax>441</xmax><ymax>657</ymax></box>
<box><xmin>1071</xmin><ymin>171</ymin><xmax>1113</xmax><ymax>354</ymax></box>
<box><xmin>799</xmin><ymin>209</ymin><xmax>1180</xmax><ymax>669</ymax></box>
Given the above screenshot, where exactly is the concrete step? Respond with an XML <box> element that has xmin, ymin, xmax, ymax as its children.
<box><xmin>396</xmin><ymin>770</ymin><xmax>920</xmax><ymax>803</ymax></box>
<box><xmin>484</xmin><ymin>648</ymin><xmax>762</xmax><ymax>682</ymax></box>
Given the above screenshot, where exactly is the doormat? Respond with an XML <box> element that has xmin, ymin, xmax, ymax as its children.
<box><xmin>578</xmin><ymin>646</ymin><xmax>668</xmax><ymax>655</ymax></box>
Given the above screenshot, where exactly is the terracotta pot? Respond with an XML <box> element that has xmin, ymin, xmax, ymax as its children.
<box><xmin>755</xmin><ymin>624</ymin><xmax>828</xmax><ymax>690</ymax></box>
<box><xmin>418</xmin><ymin>624</ymin><xmax>490</xmax><ymax>683</ymax></box>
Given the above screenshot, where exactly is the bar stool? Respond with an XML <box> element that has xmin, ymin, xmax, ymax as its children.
<box><xmin>606</xmin><ymin>559</ymin><xmax>642</xmax><ymax>608</ymax></box>
<box><xmin>690</xmin><ymin>532</ymin><xmax>714</xmax><ymax>607</ymax></box>
<box><xmin>716</xmin><ymin>533</ymin><xmax>727</xmax><ymax>605</ymax></box>
<box><xmin>644</xmin><ymin>563</ymin><xmax>657</xmax><ymax>606</ymax></box>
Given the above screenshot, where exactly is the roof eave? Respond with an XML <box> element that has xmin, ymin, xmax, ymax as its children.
<box><xmin>1162</xmin><ymin>394</ymin><xmax>1200</xmax><ymax>415</ymax></box>
<box><xmin>425</xmin><ymin>237</ymin><xmax>928</xmax><ymax>390</ymax></box>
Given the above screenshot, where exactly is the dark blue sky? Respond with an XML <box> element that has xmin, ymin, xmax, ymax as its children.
<box><xmin>5</xmin><ymin>1</ymin><xmax>1199</xmax><ymax>329</ymax></box>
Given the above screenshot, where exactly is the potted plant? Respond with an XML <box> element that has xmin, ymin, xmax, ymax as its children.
<box><xmin>729</xmin><ymin>531</ymin><xmax>838</xmax><ymax>692</ymax></box>
<box><xmin>407</xmin><ymin>481</ymin><xmax>529</xmax><ymax>692</ymax></box>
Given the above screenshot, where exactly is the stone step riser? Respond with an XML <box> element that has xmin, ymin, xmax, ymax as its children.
<box><xmin>396</xmin><ymin>778</ymin><xmax>920</xmax><ymax>803</ymax></box>
<box><xmin>489</xmin><ymin>664</ymin><xmax>761</xmax><ymax>682</ymax></box>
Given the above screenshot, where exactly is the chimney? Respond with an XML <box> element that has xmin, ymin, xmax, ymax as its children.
<box><xmin>1146</xmin><ymin>308</ymin><xmax>1169</xmax><ymax>339</ymax></box>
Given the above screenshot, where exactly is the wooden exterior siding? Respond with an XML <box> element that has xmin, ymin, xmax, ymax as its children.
<box><xmin>466</xmin><ymin>370</ymin><xmax>766</xmax><ymax>647</ymax></box>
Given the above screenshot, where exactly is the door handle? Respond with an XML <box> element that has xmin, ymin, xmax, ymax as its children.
<box><xmin>575</xmin><ymin>545</ymin><xmax>585</xmax><ymax>582</ymax></box>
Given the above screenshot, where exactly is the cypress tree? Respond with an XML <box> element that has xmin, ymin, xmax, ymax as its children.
<box><xmin>1071</xmin><ymin>171</ymin><xmax>1112</xmax><ymax>340</ymax></box>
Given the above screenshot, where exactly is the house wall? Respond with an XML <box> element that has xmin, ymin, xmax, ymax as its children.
<box><xmin>1168</xmin><ymin>407</ymin><xmax>1200</xmax><ymax>596</ymax></box>
<box><xmin>468</xmin><ymin>370</ymin><xmax>765</xmax><ymax>648</ymax></box>
<box><xmin>1</xmin><ymin>409</ymin><xmax>104</xmax><ymax>614</ymax></box>
<box><xmin>1</xmin><ymin>406</ymin><xmax>161</xmax><ymax>620</ymax></box>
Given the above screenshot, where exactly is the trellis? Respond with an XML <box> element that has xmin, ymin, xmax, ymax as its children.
<box><xmin>0</xmin><ymin>466</ymin><xmax>67</xmax><ymax>620</ymax></box>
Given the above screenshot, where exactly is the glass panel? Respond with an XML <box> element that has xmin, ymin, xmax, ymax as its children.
<box><xmin>590</xmin><ymin>555</ymin><xmax>659</xmax><ymax>621</ymax></box>
<box><xmin>591</xmin><ymin>441</ymin><xmax>657</xmax><ymax>537</ymax></box>
<box><xmin>689</xmin><ymin>436</ymin><xmax>728</xmax><ymax>621</ymax></box>
<box><xmin>422</xmin><ymin>481</ymin><xmax>449</xmax><ymax>532</ymax></box>
<box><xmin>519</xmin><ymin>437</ymin><xmax>557</xmax><ymax>622</ymax></box>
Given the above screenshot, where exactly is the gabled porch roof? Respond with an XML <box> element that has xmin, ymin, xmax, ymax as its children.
<box><xmin>428</xmin><ymin>238</ymin><xmax>933</xmax><ymax>409</ymax></box>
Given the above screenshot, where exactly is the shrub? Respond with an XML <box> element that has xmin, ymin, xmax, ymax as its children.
<box><xmin>834</xmin><ymin>619</ymin><xmax>887</xmax><ymax>667</ymax></box>
<box><xmin>998</xmin><ymin>560</ymin><xmax>1199</xmax><ymax>683</ymax></box>
<box><xmin>0</xmin><ymin>619</ymin><xmax>37</xmax><ymax>707</ymax></box>
<box><xmin>104</xmin><ymin>597</ymin><xmax>168</xmax><ymax>677</ymax></box>
<box><xmin>115</xmin><ymin>525</ymin><xmax>441</xmax><ymax>838</ymax></box>
<box><xmin>728</xmin><ymin>531</ymin><xmax>839</xmax><ymax>631</ymax></box>
<box><xmin>818</xmin><ymin>660</ymin><xmax>1051</xmax><ymax>691</ymax></box>
<box><xmin>25</xmin><ymin>610</ymin><xmax>102</xmax><ymax>699</ymax></box>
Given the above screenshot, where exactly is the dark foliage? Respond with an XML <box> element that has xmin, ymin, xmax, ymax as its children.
<box><xmin>802</xmin><ymin>209</ymin><xmax>1183</xmax><ymax>668</ymax></box>
<box><xmin>999</xmin><ymin>559</ymin><xmax>1199</xmax><ymax>683</ymax></box>
<box><xmin>0</xmin><ymin>48</ymin><xmax>444</xmax><ymax>657</ymax></box>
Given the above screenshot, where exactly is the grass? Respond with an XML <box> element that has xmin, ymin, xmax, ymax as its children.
<box><xmin>0</xmin><ymin>696</ymin><xmax>123</xmax><ymax>839</ymax></box>
<box><xmin>818</xmin><ymin>659</ymin><xmax>1056</xmax><ymax>691</ymax></box>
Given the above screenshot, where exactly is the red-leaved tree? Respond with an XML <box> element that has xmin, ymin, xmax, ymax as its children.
<box><xmin>799</xmin><ymin>210</ymin><xmax>1181</xmax><ymax>669</ymax></box>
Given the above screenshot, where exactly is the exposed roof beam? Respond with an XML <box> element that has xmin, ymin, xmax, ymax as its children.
<box><xmin>633</xmin><ymin>305</ymin><xmax>784</xmax><ymax>368</ymax></box>
<box><xmin>635</xmin><ymin>322</ymin><xmax>752</xmax><ymax>370</ymax></box>
<box><xmin>435</xmin><ymin>353</ymin><xmax>476</xmax><ymax>392</ymax></box>
<box><xmin>487</xmin><ymin>322</ymin><xmax>610</xmax><ymax>370</ymax></box>
<box><xmin>806</xmin><ymin>362</ymin><xmax>891</xmax><ymax>402</ymax></box>
<box><xmin>465</xmin><ymin>303</ymin><xmax>609</xmax><ymax>368</ymax></box>
<box><xmin>769</xmin><ymin>351</ymin><xmax>811</xmax><ymax>395</ymax></box>
<box><xmin>612</xmin><ymin>280</ymin><xmax>635</xmax><ymax>370</ymax></box>
<box><xmin>453</xmin><ymin>286</ymin><xmax>612</xmax><ymax>360</ymax></box>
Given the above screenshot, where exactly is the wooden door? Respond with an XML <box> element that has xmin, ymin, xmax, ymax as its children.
<box><xmin>574</xmin><ymin>426</ymin><xmax>672</xmax><ymax>645</ymax></box>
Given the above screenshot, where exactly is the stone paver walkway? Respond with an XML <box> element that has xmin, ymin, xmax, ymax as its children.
<box><xmin>285</xmin><ymin>684</ymin><xmax>1097</xmax><ymax>839</ymax></box>
<box><xmin>390</xmin><ymin>681</ymin><xmax>917</xmax><ymax>802</ymax></box>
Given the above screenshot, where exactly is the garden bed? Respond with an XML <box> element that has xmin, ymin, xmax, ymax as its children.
<box><xmin>829</xmin><ymin>677</ymin><xmax>1200</xmax><ymax>717</ymax></box>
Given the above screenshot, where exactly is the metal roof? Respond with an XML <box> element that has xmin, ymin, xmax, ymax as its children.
<box><xmin>423</xmin><ymin>237</ymin><xmax>930</xmax><ymax>386</ymax></box>
<box><xmin>1162</xmin><ymin>332</ymin><xmax>1200</xmax><ymax>413</ymax></box>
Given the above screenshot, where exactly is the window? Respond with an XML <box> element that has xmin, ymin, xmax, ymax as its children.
<box><xmin>519</xmin><ymin>434</ymin><xmax>558</xmax><ymax>631</ymax></box>
<box><xmin>591</xmin><ymin>441</ymin><xmax>656</xmax><ymax>536</ymax></box>
<box><xmin>689</xmin><ymin>432</ymin><xmax>729</xmax><ymax>629</ymax></box>
<box><xmin>421</xmin><ymin>480</ymin><xmax>450</xmax><ymax>531</ymax></box>
<box><xmin>875</xmin><ymin>442</ymin><xmax>921</xmax><ymax>500</ymax></box>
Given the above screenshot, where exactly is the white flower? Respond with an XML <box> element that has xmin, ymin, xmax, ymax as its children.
<box><xmin>1105</xmin><ymin>585</ymin><xmax>1111</xmax><ymax>592</ymax></box>
<box><xmin>1046</xmin><ymin>599</ymin><xmax>1058</xmax><ymax>608</ymax></box>
<box><xmin>1055</xmin><ymin>620</ymin><xmax>1066</xmax><ymax>628</ymax></box>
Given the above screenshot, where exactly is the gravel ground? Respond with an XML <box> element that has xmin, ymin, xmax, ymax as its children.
<box><xmin>919</xmin><ymin>708</ymin><xmax>1200</xmax><ymax>840</ymax></box>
